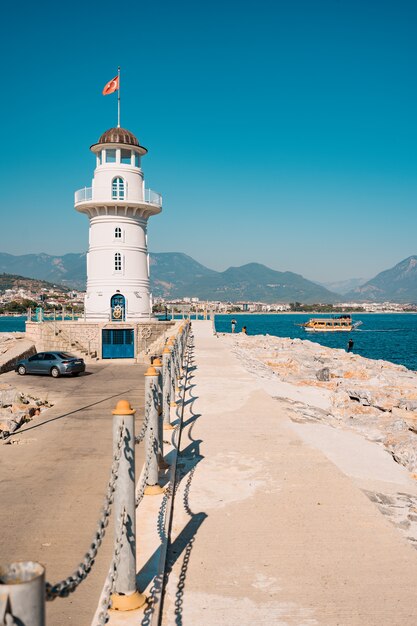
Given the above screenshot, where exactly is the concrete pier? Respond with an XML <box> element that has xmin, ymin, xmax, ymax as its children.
<box><xmin>0</xmin><ymin>362</ymin><xmax>146</xmax><ymax>626</ymax></box>
<box><xmin>161</xmin><ymin>320</ymin><xmax>417</xmax><ymax>625</ymax></box>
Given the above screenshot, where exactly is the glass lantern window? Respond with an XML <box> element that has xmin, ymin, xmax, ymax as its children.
<box><xmin>121</xmin><ymin>149</ymin><xmax>131</xmax><ymax>164</ymax></box>
<box><xmin>134</xmin><ymin>153</ymin><xmax>140</xmax><ymax>168</ymax></box>
<box><xmin>106</xmin><ymin>149</ymin><xmax>116</xmax><ymax>163</ymax></box>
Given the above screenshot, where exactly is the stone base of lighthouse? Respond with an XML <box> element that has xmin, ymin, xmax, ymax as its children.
<box><xmin>25</xmin><ymin>320</ymin><xmax>176</xmax><ymax>362</ymax></box>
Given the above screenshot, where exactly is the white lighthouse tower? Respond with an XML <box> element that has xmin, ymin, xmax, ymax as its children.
<box><xmin>74</xmin><ymin>127</ymin><xmax>162</xmax><ymax>322</ymax></box>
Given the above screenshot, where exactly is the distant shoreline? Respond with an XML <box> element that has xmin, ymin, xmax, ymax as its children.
<box><xmin>216</xmin><ymin>311</ymin><xmax>417</xmax><ymax>316</ymax></box>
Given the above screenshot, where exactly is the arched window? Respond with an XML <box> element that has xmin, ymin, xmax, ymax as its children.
<box><xmin>112</xmin><ymin>177</ymin><xmax>125</xmax><ymax>200</ymax></box>
<box><xmin>115</xmin><ymin>227</ymin><xmax>122</xmax><ymax>239</ymax></box>
<box><xmin>114</xmin><ymin>252</ymin><xmax>122</xmax><ymax>271</ymax></box>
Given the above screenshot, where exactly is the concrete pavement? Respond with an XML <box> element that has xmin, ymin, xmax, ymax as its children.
<box><xmin>161</xmin><ymin>321</ymin><xmax>417</xmax><ymax>625</ymax></box>
<box><xmin>0</xmin><ymin>362</ymin><xmax>147</xmax><ymax>626</ymax></box>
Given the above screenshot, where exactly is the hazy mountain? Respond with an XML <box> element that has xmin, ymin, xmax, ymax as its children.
<box><xmin>3</xmin><ymin>251</ymin><xmax>417</xmax><ymax>303</ymax></box>
<box><xmin>150</xmin><ymin>252</ymin><xmax>217</xmax><ymax>295</ymax></box>
<box><xmin>344</xmin><ymin>256</ymin><xmax>417</xmax><ymax>303</ymax></box>
<box><xmin>0</xmin><ymin>252</ymin><xmax>339</xmax><ymax>303</ymax></box>
<box><xmin>318</xmin><ymin>277</ymin><xmax>368</xmax><ymax>295</ymax></box>
<box><xmin>157</xmin><ymin>261</ymin><xmax>339</xmax><ymax>303</ymax></box>
<box><xmin>0</xmin><ymin>273</ymin><xmax>69</xmax><ymax>293</ymax></box>
<box><xmin>0</xmin><ymin>253</ymin><xmax>86</xmax><ymax>290</ymax></box>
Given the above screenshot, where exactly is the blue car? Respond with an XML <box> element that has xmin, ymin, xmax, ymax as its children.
<box><xmin>16</xmin><ymin>352</ymin><xmax>86</xmax><ymax>378</ymax></box>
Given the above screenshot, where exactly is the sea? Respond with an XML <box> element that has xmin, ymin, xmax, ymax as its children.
<box><xmin>2</xmin><ymin>313</ymin><xmax>417</xmax><ymax>372</ymax></box>
<box><xmin>214</xmin><ymin>313</ymin><xmax>417</xmax><ymax>372</ymax></box>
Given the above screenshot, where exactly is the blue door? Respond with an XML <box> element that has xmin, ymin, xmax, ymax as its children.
<box><xmin>111</xmin><ymin>294</ymin><xmax>125</xmax><ymax>321</ymax></box>
<box><xmin>102</xmin><ymin>329</ymin><xmax>134</xmax><ymax>359</ymax></box>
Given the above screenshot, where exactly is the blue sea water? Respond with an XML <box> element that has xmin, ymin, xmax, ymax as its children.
<box><xmin>214</xmin><ymin>313</ymin><xmax>417</xmax><ymax>371</ymax></box>
<box><xmin>0</xmin><ymin>316</ymin><xmax>26</xmax><ymax>332</ymax></box>
<box><xmin>2</xmin><ymin>313</ymin><xmax>416</xmax><ymax>371</ymax></box>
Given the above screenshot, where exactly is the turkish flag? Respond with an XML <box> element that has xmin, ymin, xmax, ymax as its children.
<box><xmin>102</xmin><ymin>75</ymin><xmax>119</xmax><ymax>95</ymax></box>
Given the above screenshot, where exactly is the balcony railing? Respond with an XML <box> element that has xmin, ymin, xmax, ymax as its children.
<box><xmin>74</xmin><ymin>187</ymin><xmax>92</xmax><ymax>203</ymax></box>
<box><xmin>144</xmin><ymin>188</ymin><xmax>163</xmax><ymax>206</ymax></box>
<box><xmin>74</xmin><ymin>187</ymin><xmax>162</xmax><ymax>207</ymax></box>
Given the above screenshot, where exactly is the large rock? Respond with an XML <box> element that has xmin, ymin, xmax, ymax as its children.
<box><xmin>0</xmin><ymin>387</ymin><xmax>20</xmax><ymax>407</ymax></box>
<box><xmin>316</xmin><ymin>367</ymin><xmax>330</xmax><ymax>382</ymax></box>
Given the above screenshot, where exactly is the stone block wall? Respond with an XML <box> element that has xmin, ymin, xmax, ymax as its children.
<box><xmin>25</xmin><ymin>320</ymin><xmax>176</xmax><ymax>361</ymax></box>
<box><xmin>25</xmin><ymin>322</ymin><xmax>100</xmax><ymax>359</ymax></box>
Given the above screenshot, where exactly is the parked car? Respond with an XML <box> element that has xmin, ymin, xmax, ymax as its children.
<box><xmin>16</xmin><ymin>352</ymin><xmax>86</xmax><ymax>378</ymax></box>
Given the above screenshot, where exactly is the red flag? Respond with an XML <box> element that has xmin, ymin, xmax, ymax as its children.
<box><xmin>102</xmin><ymin>75</ymin><xmax>119</xmax><ymax>95</ymax></box>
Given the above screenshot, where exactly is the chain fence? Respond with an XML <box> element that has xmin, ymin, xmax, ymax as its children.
<box><xmin>45</xmin><ymin>423</ymin><xmax>125</xmax><ymax>601</ymax></box>
<box><xmin>96</xmin><ymin>508</ymin><xmax>126</xmax><ymax>626</ymax></box>
<box><xmin>0</xmin><ymin>323</ymin><xmax>191</xmax><ymax>626</ymax></box>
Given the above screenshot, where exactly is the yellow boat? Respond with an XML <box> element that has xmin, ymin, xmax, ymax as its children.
<box><xmin>301</xmin><ymin>315</ymin><xmax>362</xmax><ymax>332</ymax></box>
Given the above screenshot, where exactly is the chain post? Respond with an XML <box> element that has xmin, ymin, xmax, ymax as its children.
<box><xmin>162</xmin><ymin>346</ymin><xmax>174</xmax><ymax>430</ymax></box>
<box><xmin>111</xmin><ymin>400</ymin><xmax>146</xmax><ymax>611</ymax></box>
<box><xmin>178</xmin><ymin>326</ymin><xmax>185</xmax><ymax>372</ymax></box>
<box><xmin>144</xmin><ymin>368</ymin><xmax>164</xmax><ymax>495</ymax></box>
<box><xmin>0</xmin><ymin>561</ymin><xmax>45</xmax><ymax>626</ymax></box>
<box><xmin>152</xmin><ymin>358</ymin><xmax>169</xmax><ymax>470</ymax></box>
<box><xmin>167</xmin><ymin>339</ymin><xmax>178</xmax><ymax>406</ymax></box>
<box><xmin>169</xmin><ymin>336</ymin><xmax>181</xmax><ymax>394</ymax></box>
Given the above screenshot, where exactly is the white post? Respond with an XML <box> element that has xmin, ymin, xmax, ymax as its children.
<box><xmin>144</xmin><ymin>367</ymin><xmax>164</xmax><ymax>495</ymax></box>
<box><xmin>0</xmin><ymin>561</ymin><xmax>45</xmax><ymax>626</ymax></box>
<box><xmin>111</xmin><ymin>400</ymin><xmax>146</xmax><ymax>611</ymax></box>
<box><xmin>162</xmin><ymin>346</ymin><xmax>174</xmax><ymax>429</ymax></box>
<box><xmin>152</xmin><ymin>358</ymin><xmax>169</xmax><ymax>469</ymax></box>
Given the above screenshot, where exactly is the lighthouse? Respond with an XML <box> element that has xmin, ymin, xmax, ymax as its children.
<box><xmin>74</xmin><ymin>126</ymin><xmax>162</xmax><ymax>322</ymax></box>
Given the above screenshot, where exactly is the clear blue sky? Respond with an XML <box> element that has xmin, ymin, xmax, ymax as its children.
<box><xmin>1</xmin><ymin>0</ymin><xmax>417</xmax><ymax>282</ymax></box>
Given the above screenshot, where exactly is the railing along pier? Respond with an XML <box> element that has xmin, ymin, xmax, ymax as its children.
<box><xmin>0</xmin><ymin>320</ymin><xmax>191</xmax><ymax>625</ymax></box>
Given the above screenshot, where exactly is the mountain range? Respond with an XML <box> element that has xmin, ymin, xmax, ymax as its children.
<box><xmin>344</xmin><ymin>256</ymin><xmax>417</xmax><ymax>303</ymax></box>
<box><xmin>0</xmin><ymin>252</ymin><xmax>417</xmax><ymax>304</ymax></box>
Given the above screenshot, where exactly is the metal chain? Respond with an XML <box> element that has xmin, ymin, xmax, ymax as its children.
<box><xmin>135</xmin><ymin>394</ymin><xmax>151</xmax><ymax>445</ymax></box>
<box><xmin>135</xmin><ymin>429</ymin><xmax>156</xmax><ymax>507</ymax></box>
<box><xmin>166</xmin><ymin>357</ymin><xmax>173</xmax><ymax>404</ymax></box>
<box><xmin>171</xmin><ymin>351</ymin><xmax>177</xmax><ymax>398</ymax></box>
<box><xmin>95</xmin><ymin>508</ymin><xmax>126</xmax><ymax>626</ymax></box>
<box><xmin>174</xmin><ymin>346</ymin><xmax>181</xmax><ymax>380</ymax></box>
<box><xmin>45</xmin><ymin>424</ymin><xmax>125</xmax><ymax>600</ymax></box>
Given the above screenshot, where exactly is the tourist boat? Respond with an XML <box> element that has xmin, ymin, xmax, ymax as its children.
<box><xmin>300</xmin><ymin>315</ymin><xmax>362</xmax><ymax>332</ymax></box>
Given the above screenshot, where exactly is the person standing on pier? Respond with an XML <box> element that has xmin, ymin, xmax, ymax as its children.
<box><xmin>231</xmin><ymin>319</ymin><xmax>237</xmax><ymax>333</ymax></box>
<box><xmin>347</xmin><ymin>338</ymin><xmax>354</xmax><ymax>352</ymax></box>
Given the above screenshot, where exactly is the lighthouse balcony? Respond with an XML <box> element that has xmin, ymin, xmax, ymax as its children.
<box><xmin>74</xmin><ymin>186</ymin><xmax>162</xmax><ymax>208</ymax></box>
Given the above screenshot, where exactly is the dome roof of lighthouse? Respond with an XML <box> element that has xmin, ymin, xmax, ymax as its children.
<box><xmin>98</xmin><ymin>127</ymin><xmax>140</xmax><ymax>147</ymax></box>
<box><xmin>90</xmin><ymin>127</ymin><xmax>148</xmax><ymax>155</ymax></box>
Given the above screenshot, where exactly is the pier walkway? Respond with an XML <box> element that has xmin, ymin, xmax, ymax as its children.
<box><xmin>162</xmin><ymin>320</ymin><xmax>417</xmax><ymax>625</ymax></box>
<box><xmin>0</xmin><ymin>362</ymin><xmax>146</xmax><ymax>626</ymax></box>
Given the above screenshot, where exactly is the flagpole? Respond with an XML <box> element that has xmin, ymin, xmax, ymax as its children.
<box><xmin>117</xmin><ymin>66</ymin><xmax>121</xmax><ymax>128</ymax></box>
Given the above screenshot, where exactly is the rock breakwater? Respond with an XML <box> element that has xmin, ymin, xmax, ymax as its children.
<box><xmin>0</xmin><ymin>383</ymin><xmax>51</xmax><ymax>439</ymax></box>
<box><xmin>0</xmin><ymin>333</ymin><xmax>36</xmax><ymax>373</ymax></box>
<box><xmin>225</xmin><ymin>334</ymin><xmax>417</xmax><ymax>476</ymax></box>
